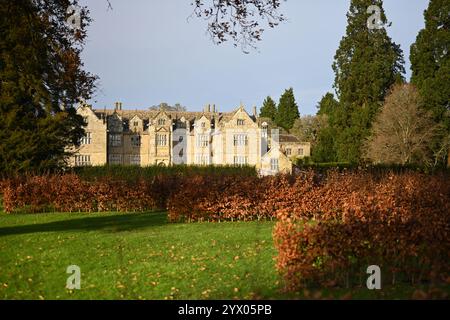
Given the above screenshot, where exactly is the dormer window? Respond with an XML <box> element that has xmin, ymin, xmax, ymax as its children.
<box><xmin>158</xmin><ymin>118</ymin><xmax>166</xmax><ymax>126</ymax></box>
<box><xmin>237</xmin><ymin>119</ymin><xmax>245</xmax><ymax>126</ymax></box>
<box><xmin>201</xmin><ymin>122</ymin><xmax>206</xmax><ymax>128</ymax></box>
<box><xmin>133</xmin><ymin>121</ymin><xmax>139</xmax><ymax>127</ymax></box>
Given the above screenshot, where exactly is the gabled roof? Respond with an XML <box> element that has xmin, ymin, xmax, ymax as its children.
<box><xmin>129</xmin><ymin>114</ymin><xmax>143</xmax><ymax>122</ymax></box>
<box><xmin>90</xmin><ymin>105</ymin><xmax>263</xmax><ymax>131</ymax></box>
<box><xmin>94</xmin><ymin>109</ymin><xmax>226</xmax><ymax>122</ymax></box>
<box><xmin>77</xmin><ymin>104</ymin><xmax>101</xmax><ymax>121</ymax></box>
<box><xmin>261</xmin><ymin>145</ymin><xmax>290</xmax><ymax>162</ymax></box>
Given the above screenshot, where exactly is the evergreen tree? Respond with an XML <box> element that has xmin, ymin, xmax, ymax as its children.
<box><xmin>259</xmin><ymin>96</ymin><xmax>278</xmax><ymax>121</ymax></box>
<box><xmin>332</xmin><ymin>0</ymin><xmax>405</xmax><ymax>163</ymax></box>
<box><xmin>0</xmin><ymin>1</ymin><xmax>96</xmax><ymax>175</ymax></box>
<box><xmin>275</xmin><ymin>88</ymin><xmax>300</xmax><ymax>131</ymax></box>
<box><xmin>410</xmin><ymin>0</ymin><xmax>450</xmax><ymax>165</ymax></box>
<box><xmin>317</xmin><ymin>93</ymin><xmax>339</xmax><ymax>117</ymax></box>
<box><xmin>312</xmin><ymin>93</ymin><xmax>339</xmax><ymax>163</ymax></box>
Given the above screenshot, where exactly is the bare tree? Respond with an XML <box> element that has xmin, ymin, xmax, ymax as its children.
<box><xmin>431</xmin><ymin>129</ymin><xmax>450</xmax><ymax>167</ymax></box>
<box><xmin>291</xmin><ymin>115</ymin><xmax>329</xmax><ymax>145</ymax></box>
<box><xmin>149</xmin><ymin>102</ymin><xmax>187</xmax><ymax>112</ymax></box>
<box><xmin>364</xmin><ymin>83</ymin><xmax>442</xmax><ymax>166</ymax></box>
<box><xmin>191</xmin><ymin>0</ymin><xmax>286</xmax><ymax>53</ymax></box>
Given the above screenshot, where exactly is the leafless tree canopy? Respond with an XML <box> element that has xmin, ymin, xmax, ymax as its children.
<box><xmin>364</xmin><ymin>83</ymin><xmax>442</xmax><ymax>166</ymax></box>
<box><xmin>291</xmin><ymin>115</ymin><xmax>329</xmax><ymax>145</ymax></box>
<box><xmin>191</xmin><ymin>0</ymin><xmax>286</xmax><ymax>53</ymax></box>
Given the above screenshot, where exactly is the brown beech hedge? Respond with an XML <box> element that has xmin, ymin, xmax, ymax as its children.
<box><xmin>272</xmin><ymin>171</ymin><xmax>450</xmax><ymax>291</ymax></box>
<box><xmin>2</xmin><ymin>174</ymin><xmax>176</xmax><ymax>213</ymax></box>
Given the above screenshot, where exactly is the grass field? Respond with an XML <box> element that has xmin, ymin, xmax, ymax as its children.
<box><xmin>0</xmin><ymin>211</ymin><xmax>444</xmax><ymax>300</ymax></box>
<box><xmin>0</xmin><ymin>211</ymin><xmax>279</xmax><ymax>299</ymax></box>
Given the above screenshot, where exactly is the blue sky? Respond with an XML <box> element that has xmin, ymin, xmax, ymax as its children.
<box><xmin>80</xmin><ymin>0</ymin><xmax>429</xmax><ymax>115</ymax></box>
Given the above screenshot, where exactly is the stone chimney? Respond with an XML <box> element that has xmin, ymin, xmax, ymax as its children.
<box><xmin>253</xmin><ymin>106</ymin><xmax>258</xmax><ymax>118</ymax></box>
<box><xmin>114</xmin><ymin>102</ymin><xmax>123</xmax><ymax>111</ymax></box>
<box><xmin>207</xmin><ymin>104</ymin><xmax>211</xmax><ymax>113</ymax></box>
<box><xmin>212</xmin><ymin>104</ymin><xmax>216</xmax><ymax>113</ymax></box>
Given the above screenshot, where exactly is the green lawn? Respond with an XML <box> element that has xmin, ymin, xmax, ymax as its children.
<box><xmin>0</xmin><ymin>211</ymin><xmax>280</xmax><ymax>299</ymax></box>
<box><xmin>0</xmin><ymin>211</ymin><xmax>445</xmax><ymax>300</ymax></box>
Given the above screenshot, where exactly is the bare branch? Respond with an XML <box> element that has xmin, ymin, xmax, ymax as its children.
<box><xmin>191</xmin><ymin>0</ymin><xmax>286</xmax><ymax>53</ymax></box>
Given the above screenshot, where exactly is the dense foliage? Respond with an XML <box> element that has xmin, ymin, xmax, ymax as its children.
<box><xmin>0</xmin><ymin>0</ymin><xmax>96</xmax><ymax>175</ymax></box>
<box><xmin>1</xmin><ymin>165</ymin><xmax>256</xmax><ymax>213</ymax></box>
<box><xmin>410</xmin><ymin>0</ymin><xmax>450</xmax><ymax>166</ymax></box>
<box><xmin>312</xmin><ymin>93</ymin><xmax>339</xmax><ymax>163</ymax></box>
<box><xmin>273</xmin><ymin>171</ymin><xmax>450</xmax><ymax>291</ymax></box>
<box><xmin>314</xmin><ymin>0</ymin><xmax>405</xmax><ymax>163</ymax></box>
<box><xmin>259</xmin><ymin>96</ymin><xmax>277</xmax><ymax>121</ymax></box>
<box><xmin>275</xmin><ymin>88</ymin><xmax>300</xmax><ymax>131</ymax></box>
<box><xmin>72</xmin><ymin>164</ymin><xmax>257</xmax><ymax>182</ymax></box>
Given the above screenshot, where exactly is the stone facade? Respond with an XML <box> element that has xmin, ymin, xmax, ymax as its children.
<box><xmin>70</xmin><ymin>103</ymin><xmax>311</xmax><ymax>175</ymax></box>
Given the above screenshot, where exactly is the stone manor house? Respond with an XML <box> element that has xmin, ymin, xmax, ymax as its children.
<box><xmin>70</xmin><ymin>102</ymin><xmax>310</xmax><ymax>175</ymax></box>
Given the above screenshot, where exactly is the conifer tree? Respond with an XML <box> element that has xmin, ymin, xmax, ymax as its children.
<box><xmin>0</xmin><ymin>1</ymin><xmax>96</xmax><ymax>174</ymax></box>
<box><xmin>410</xmin><ymin>0</ymin><xmax>450</xmax><ymax>166</ymax></box>
<box><xmin>275</xmin><ymin>88</ymin><xmax>300</xmax><ymax>131</ymax></box>
<box><xmin>312</xmin><ymin>93</ymin><xmax>339</xmax><ymax>163</ymax></box>
<box><xmin>332</xmin><ymin>0</ymin><xmax>405</xmax><ymax>163</ymax></box>
<box><xmin>259</xmin><ymin>96</ymin><xmax>278</xmax><ymax>121</ymax></box>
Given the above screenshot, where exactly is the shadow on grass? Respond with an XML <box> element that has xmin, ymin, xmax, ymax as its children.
<box><xmin>0</xmin><ymin>211</ymin><xmax>168</xmax><ymax>237</ymax></box>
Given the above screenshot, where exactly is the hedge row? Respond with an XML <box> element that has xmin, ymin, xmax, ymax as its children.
<box><xmin>273</xmin><ymin>172</ymin><xmax>450</xmax><ymax>291</ymax></box>
<box><xmin>2</xmin><ymin>174</ymin><xmax>177</xmax><ymax>213</ymax></box>
<box><xmin>72</xmin><ymin>164</ymin><xmax>257</xmax><ymax>182</ymax></box>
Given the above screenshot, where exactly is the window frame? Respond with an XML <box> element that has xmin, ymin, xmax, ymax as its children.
<box><xmin>131</xmin><ymin>135</ymin><xmax>141</xmax><ymax>147</ymax></box>
<box><xmin>270</xmin><ymin>158</ymin><xmax>279</xmax><ymax>171</ymax></box>
<box><xmin>75</xmin><ymin>155</ymin><xmax>91</xmax><ymax>166</ymax></box>
<box><xmin>233</xmin><ymin>156</ymin><xmax>248</xmax><ymax>166</ymax></box>
<box><xmin>109</xmin><ymin>134</ymin><xmax>122</xmax><ymax>147</ymax></box>
<box><xmin>233</xmin><ymin>134</ymin><xmax>248</xmax><ymax>146</ymax></box>
<box><xmin>196</xmin><ymin>134</ymin><xmax>209</xmax><ymax>147</ymax></box>
<box><xmin>129</xmin><ymin>154</ymin><xmax>141</xmax><ymax>166</ymax></box>
<box><xmin>80</xmin><ymin>132</ymin><xmax>92</xmax><ymax>145</ymax></box>
<box><xmin>108</xmin><ymin>154</ymin><xmax>123</xmax><ymax>165</ymax></box>
<box><xmin>156</xmin><ymin>134</ymin><xmax>167</xmax><ymax>146</ymax></box>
